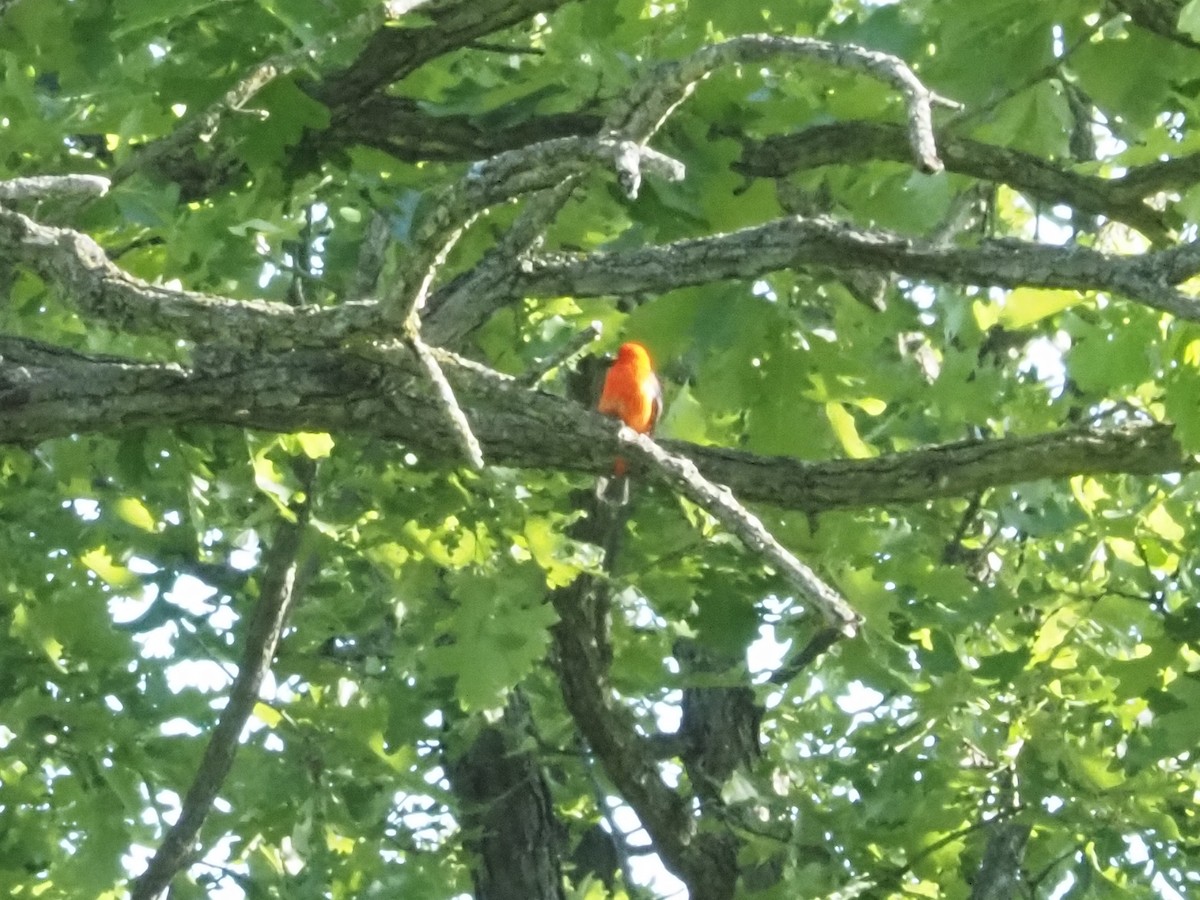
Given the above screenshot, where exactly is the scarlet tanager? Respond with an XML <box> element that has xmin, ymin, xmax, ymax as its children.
<box><xmin>597</xmin><ymin>341</ymin><xmax>662</xmax><ymax>477</ymax></box>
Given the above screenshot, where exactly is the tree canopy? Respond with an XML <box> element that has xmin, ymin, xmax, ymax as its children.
<box><xmin>4</xmin><ymin>0</ymin><xmax>1200</xmax><ymax>898</ymax></box>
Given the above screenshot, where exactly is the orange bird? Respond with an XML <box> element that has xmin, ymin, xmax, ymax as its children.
<box><xmin>597</xmin><ymin>341</ymin><xmax>662</xmax><ymax>476</ymax></box>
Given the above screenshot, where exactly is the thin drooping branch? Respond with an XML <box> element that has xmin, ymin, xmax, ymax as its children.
<box><xmin>130</xmin><ymin>481</ymin><xmax>314</xmax><ymax>900</ymax></box>
<box><xmin>519</xmin><ymin>321</ymin><xmax>601</xmax><ymax>386</ymax></box>
<box><xmin>736</xmin><ymin>122</ymin><xmax>1172</xmax><ymax>243</ymax></box>
<box><xmin>1</xmin><ymin>335</ymin><xmax>1187</xmax><ymax>512</ymax></box>
<box><xmin>112</xmin><ymin>6</ymin><xmax>391</xmax><ymax>193</ymax></box>
<box><xmin>617</xmin><ymin>426</ymin><xmax>859</xmax><ymax>633</ymax></box>
<box><xmin>403</xmin><ymin>336</ymin><xmax>485</xmax><ymax>469</ymax></box>
<box><xmin>512</xmin><ymin>216</ymin><xmax>1200</xmax><ymax>321</ymax></box>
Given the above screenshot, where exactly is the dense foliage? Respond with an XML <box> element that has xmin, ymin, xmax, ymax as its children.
<box><xmin>3</xmin><ymin>0</ymin><xmax>1200</xmax><ymax>898</ymax></box>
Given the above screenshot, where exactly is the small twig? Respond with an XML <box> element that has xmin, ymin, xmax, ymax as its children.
<box><xmin>1026</xmin><ymin>845</ymin><xmax>1080</xmax><ymax>891</ymax></box>
<box><xmin>466</xmin><ymin>39</ymin><xmax>545</xmax><ymax>56</ymax></box>
<box><xmin>405</xmin><ymin>334</ymin><xmax>485</xmax><ymax>470</ymax></box>
<box><xmin>616</xmin><ymin>426</ymin><xmax>859</xmax><ymax>634</ymax></box>
<box><xmin>946</xmin><ymin>25</ymin><xmax>1095</xmax><ymax>131</ymax></box>
<box><xmin>0</xmin><ymin>174</ymin><xmax>110</xmax><ymax>200</ymax></box>
<box><xmin>349</xmin><ymin>210</ymin><xmax>392</xmax><ymax>300</ymax></box>
<box><xmin>896</xmin><ymin>805</ymin><xmax>1022</xmax><ymax>880</ymax></box>
<box><xmin>520</xmin><ymin>321</ymin><xmax>603</xmax><ymax>386</ymax></box>
<box><xmin>769</xmin><ymin>626</ymin><xmax>843</xmax><ymax>686</ymax></box>
<box><xmin>130</xmin><ymin>473</ymin><xmax>316</xmax><ymax>900</ymax></box>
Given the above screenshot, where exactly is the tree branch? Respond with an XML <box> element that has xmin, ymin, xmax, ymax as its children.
<box><xmin>310</xmin><ymin>0</ymin><xmax>575</xmax><ymax>110</ymax></box>
<box><xmin>308</xmin><ymin>96</ymin><xmax>599</xmax><ymax>165</ymax></box>
<box><xmin>129</xmin><ymin>479</ymin><xmax>314</xmax><ymax>900</ymax></box>
<box><xmin>381</xmin><ymin>135</ymin><xmax>685</xmax><ymax>326</ymax></box>
<box><xmin>735</xmin><ymin>122</ymin><xmax>1173</xmax><ymax>244</ymax></box>
<box><xmin>15</xmin><ymin>197</ymin><xmax>1200</xmax><ymax>355</ymax></box>
<box><xmin>0</xmin><ymin>174</ymin><xmax>110</xmax><ymax>201</ymax></box>
<box><xmin>519</xmin><ymin>321</ymin><xmax>601</xmax><ymax>387</ymax></box>
<box><xmin>0</xmin><ymin>202</ymin><xmax>379</xmax><ymax>346</ymax></box>
<box><xmin>512</xmin><ymin>216</ymin><xmax>1200</xmax><ymax>321</ymax></box>
<box><xmin>612</xmin><ymin>35</ymin><xmax>957</xmax><ymax>174</ymax></box>
<box><xmin>550</xmin><ymin>559</ymin><xmax>742</xmax><ymax>898</ymax></box>
<box><xmin>402</xmin><ymin>336</ymin><xmax>485</xmax><ymax>469</ymax></box>
<box><xmin>3</xmin><ymin>336</ymin><xmax>1185</xmax><ymax>513</ymax></box>
<box><xmin>115</xmin><ymin>0</ymin><xmax>577</xmax><ymax>198</ymax></box>
<box><xmin>427</xmin><ymin>34</ymin><xmax>955</xmax><ymax>345</ymax></box>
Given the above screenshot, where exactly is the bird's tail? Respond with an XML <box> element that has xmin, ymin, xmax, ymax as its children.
<box><xmin>595</xmin><ymin>470</ymin><xmax>631</xmax><ymax>506</ymax></box>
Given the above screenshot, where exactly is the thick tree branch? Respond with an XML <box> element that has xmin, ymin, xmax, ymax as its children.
<box><xmin>444</xmin><ymin>692</ymin><xmax>566</xmax><ymax>900</ymax></box>
<box><xmin>512</xmin><ymin>216</ymin><xmax>1200</xmax><ymax>321</ymax></box>
<box><xmin>736</xmin><ymin>122</ymin><xmax>1173</xmax><ymax>243</ymax></box>
<box><xmin>2</xmin><ymin>335</ymin><xmax>1188</xmax><ymax>512</ymax></box>
<box><xmin>310</xmin><ymin>0</ymin><xmax>575</xmax><ymax>110</ymax></box>
<box><xmin>551</xmin><ymin>562</ymin><xmax>741</xmax><ymax>899</ymax></box>
<box><xmin>0</xmin><ymin>202</ymin><xmax>379</xmax><ymax>346</ymax></box>
<box><xmin>11</xmin><ymin>191</ymin><xmax>1200</xmax><ymax>357</ymax></box>
<box><xmin>308</xmin><ymin>96</ymin><xmax>600</xmax><ymax>165</ymax></box>
<box><xmin>130</xmin><ymin>485</ymin><xmax>314</xmax><ymax>900</ymax></box>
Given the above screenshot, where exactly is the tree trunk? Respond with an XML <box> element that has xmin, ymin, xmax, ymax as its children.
<box><xmin>445</xmin><ymin>692</ymin><xmax>566</xmax><ymax>900</ymax></box>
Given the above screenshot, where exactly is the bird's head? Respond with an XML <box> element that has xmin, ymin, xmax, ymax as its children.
<box><xmin>616</xmin><ymin>341</ymin><xmax>653</xmax><ymax>369</ymax></box>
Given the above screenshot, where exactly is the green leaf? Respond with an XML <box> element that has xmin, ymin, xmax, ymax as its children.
<box><xmin>114</xmin><ymin>496</ymin><xmax>157</xmax><ymax>532</ymax></box>
<box><xmin>825</xmin><ymin>402</ymin><xmax>876</xmax><ymax>459</ymax></box>
<box><xmin>292</xmin><ymin>432</ymin><xmax>335</xmax><ymax>460</ymax></box>
<box><xmin>1181</xmin><ymin>0</ymin><xmax>1200</xmax><ymax>41</ymax></box>
<box><xmin>999</xmin><ymin>287</ymin><xmax>1085</xmax><ymax>329</ymax></box>
<box><xmin>424</xmin><ymin>566</ymin><xmax>560</xmax><ymax>711</ymax></box>
<box><xmin>80</xmin><ymin>547</ymin><xmax>139</xmax><ymax>588</ymax></box>
<box><xmin>694</xmin><ymin>590</ymin><xmax>758</xmax><ymax>655</ymax></box>
<box><xmin>1163</xmin><ymin>364</ymin><xmax>1200</xmax><ymax>453</ymax></box>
